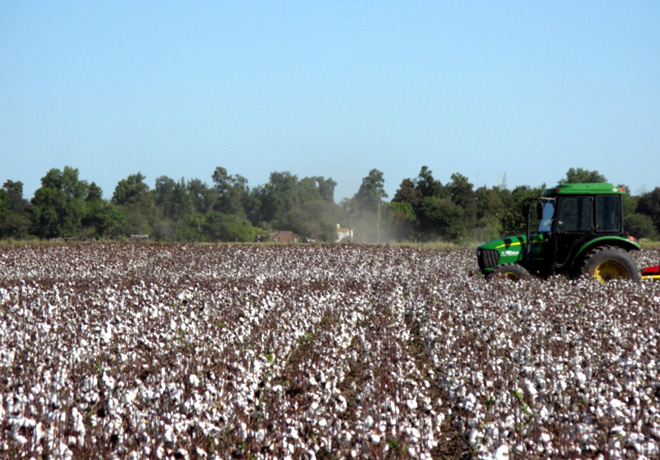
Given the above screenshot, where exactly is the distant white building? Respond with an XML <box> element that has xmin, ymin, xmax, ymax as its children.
<box><xmin>336</xmin><ymin>224</ymin><xmax>353</xmax><ymax>242</ymax></box>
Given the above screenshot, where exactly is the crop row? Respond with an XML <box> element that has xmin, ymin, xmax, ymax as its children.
<box><xmin>1</xmin><ymin>243</ymin><xmax>659</xmax><ymax>459</ymax></box>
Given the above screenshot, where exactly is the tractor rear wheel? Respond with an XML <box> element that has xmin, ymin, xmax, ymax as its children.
<box><xmin>491</xmin><ymin>263</ymin><xmax>531</xmax><ymax>281</ymax></box>
<box><xmin>579</xmin><ymin>246</ymin><xmax>641</xmax><ymax>283</ymax></box>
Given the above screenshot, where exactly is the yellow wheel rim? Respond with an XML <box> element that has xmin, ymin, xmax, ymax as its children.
<box><xmin>593</xmin><ymin>261</ymin><xmax>628</xmax><ymax>282</ymax></box>
<box><xmin>496</xmin><ymin>271</ymin><xmax>520</xmax><ymax>281</ymax></box>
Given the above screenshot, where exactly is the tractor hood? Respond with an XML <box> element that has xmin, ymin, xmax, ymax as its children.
<box><xmin>476</xmin><ymin>234</ymin><xmax>547</xmax><ymax>271</ymax></box>
<box><xmin>478</xmin><ymin>235</ymin><xmax>526</xmax><ymax>264</ymax></box>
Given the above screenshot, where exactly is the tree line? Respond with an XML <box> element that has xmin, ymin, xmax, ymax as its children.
<box><xmin>1</xmin><ymin>166</ymin><xmax>659</xmax><ymax>243</ymax></box>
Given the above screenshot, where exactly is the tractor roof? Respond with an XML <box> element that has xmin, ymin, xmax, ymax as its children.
<box><xmin>542</xmin><ymin>183</ymin><xmax>627</xmax><ymax>196</ymax></box>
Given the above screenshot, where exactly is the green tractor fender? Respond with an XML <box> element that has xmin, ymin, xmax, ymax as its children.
<box><xmin>571</xmin><ymin>236</ymin><xmax>641</xmax><ymax>266</ymax></box>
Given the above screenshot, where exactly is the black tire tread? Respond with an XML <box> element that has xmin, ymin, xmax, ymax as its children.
<box><xmin>578</xmin><ymin>245</ymin><xmax>641</xmax><ymax>282</ymax></box>
<box><xmin>490</xmin><ymin>263</ymin><xmax>531</xmax><ymax>281</ymax></box>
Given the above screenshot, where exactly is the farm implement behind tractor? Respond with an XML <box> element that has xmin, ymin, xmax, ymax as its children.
<box><xmin>641</xmin><ymin>264</ymin><xmax>660</xmax><ymax>280</ymax></box>
<box><xmin>477</xmin><ymin>182</ymin><xmax>659</xmax><ymax>282</ymax></box>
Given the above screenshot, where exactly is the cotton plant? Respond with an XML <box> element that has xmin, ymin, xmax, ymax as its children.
<box><xmin>0</xmin><ymin>243</ymin><xmax>658</xmax><ymax>459</ymax></box>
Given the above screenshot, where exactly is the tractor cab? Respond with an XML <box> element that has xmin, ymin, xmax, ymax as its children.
<box><xmin>477</xmin><ymin>183</ymin><xmax>641</xmax><ymax>281</ymax></box>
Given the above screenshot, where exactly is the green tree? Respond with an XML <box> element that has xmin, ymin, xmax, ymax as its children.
<box><xmin>279</xmin><ymin>200</ymin><xmax>346</xmax><ymax>242</ymax></box>
<box><xmin>0</xmin><ymin>181</ymin><xmax>30</xmax><ymax>239</ymax></box>
<box><xmin>476</xmin><ymin>186</ymin><xmax>505</xmax><ymax>221</ymax></box>
<box><xmin>418</xmin><ymin>196</ymin><xmax>466</xmax><ymax>241</ymax></box>
<box><xmin>344</xmin><ymin>169</ymin><xmax>388</xmax><ymax>242</ymax></box>
<box><xmin>29</xmin><ymin>167</ymin><xmax>90</xmax><ymax>238</ymax></box>
<box><xmin>204</xmin><ymin>211</ymin><xmax>257</xmax><ymax>242</ymax></box>
<box><xmin>252</xmin><ymin>173</ymin><xmax>340</xmax><ymax>238</ymax></box>
<box><xmin>626</xmin><ymin>213</ymin><xmax>658</xmax><ymax>240</ymax></box>
<box><xmin>474</xmin><ymin>185</ymin><xmax>506</xmax><ymax>240</ymax></box>
<box><xmin>636</xmin><ymin>187</ymin><xmax>660</xmax><ymax>233</ymax></box>
<box><xmin>2</xmin><ymin>180</ymin><xmax>29</xmax><ymax>214</ymax></box>
<box><xmin>316</xmin><ymin>177</ymin><xmax>337</xmax><ymax>202</ymax></box>
<box><xmin>112</xmin><ymin>173</ymin><xmax>159</xmax><ymax>237</ymax></box>
<box><xmin>385</xmin><ymin>201</ymin><xmax>417</xmax><ymax>241</ymax></box>
<box><xmin>187</xmin><ymin>178</ymin><xmax>217</xmax><ymax>214</ymax></box>
<box><xmin>295</xmin><ymin>177</ymin><xmax>323</xmax><ymax>204</ymax></box>
<box><xmin>558</xmin><ymin>168</ymin><xmax>607</xmax><ymax>184</ymax></box>
<box><xmin>416</xmin><ymin>166</ymin><xmax>444</xmax><ymax>200</ymax></box>
<box><xmin>500</xmin><ymin>185</ymin><xmax>543</xmax><ymax>235</ymax></box>
<box><xmin>392</xmin><ymin>178</ymin><xmax>422</xmax><ymax>210</ymax></box>
<box><xmin>447</xmin><ymin>173</ymin><xmax>477</xmax><ymax>229</ymax></box>
<box><xmin>257</xmin><ymin>171</ymin><xmax>299</xmax><ymax>224</ymax></box>
<box><xmin>154</xmin><ymin>176</ymin><xmax>192</xmax><ymax>221</ymax></box>
<box><xmin>212</xmin><ymin>167</ymin><xmax>250</xmax><ymax>217</ymax></box>
<box><xmin>82</xmin><ymin>182</ymin><xmax>125</xmax><ymax>238</ymax></box>
<box><xmin>152</xmin><ymin>176</ymin><xmax>193</xmax><ymax>240</ymax></box>
<box><xmin>353</xmin><ymin>169</ymin><xmax>387</xmax><ymax>214</ymax></box>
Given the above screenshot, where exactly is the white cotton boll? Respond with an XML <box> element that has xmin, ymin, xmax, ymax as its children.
<box><xmin>49</xmin><ymin>390</ymin><xmax>59</xmax><ymax>408</ymax></box>
<box><xmin>556</xmin><ymin>379</ymin><xmax>567</xmax><ymax>392</ymax></box>
<box><xmin>289</xmin><ymin>427</ymin><xmax>299</xmax><ymax>440</ymax></box>
<box><xmin>164</xmin><ymin>426</ymin><xmax>175</xmax><ymax>443</ymax></box>
<box><xmin>72</xmin><ymin>408</ymin><xmax>85</xmax><ymax>435</ymax></box>
<box><xmin>107</xmin><ymin>396</ymin><xmax>119</xmax><ymax>415</ymax></box>
<box><xmin>336</xmin><ymin>395</ymin><xmax>347</xmax><ymax>413</ymax></box>
<box><xmin>468</xmin><ymin>429</ymin><xmax>482</xmax><ymax>446</ymax></box>
<box><xmin>406</xmin><ymin>399</ymin><xmax>418</xmax><ymax>410</ymax></box>
<box><xmin>575</xmin><ymin>371</ymin><xmax>587</xmax><ymax>386</ymax></box>
<box><xmin>256</xmin><ymin>429</ymin><xmax>266</xmax><ymax>443</ymax></box>
<box><xmin>494</xmin><ymin>444</ymin><xmax>510</xmax><ymax>460</ymax></box>
<box><xmin>370</xmin><ymin>433</ymin><xmax>381</xmax><ymax>444</ymax></box>
<box><xmin>189</xmin><ymin>374</ymin><xmax>200</xmax><ymax>388</ymax></box>
<box><xmin>525</xmin><ymin>381</ymin><xmax>537</xmax><ymax>401</ymax></box>
<box><xmin>609</xmin><ymin>399</ymin><xmax>626</xmax><ymax>418</ymax></box>
<box><xmin>13</xmin><ymin>431</ymin><xmax>28</xmax><ymax>445</ymax></box>
<box><xmin>123</xmin><ymin>388</ymin><xmax>138</xmax><ymax>405</ymax></box>
<box><xmin>34</xmin><ymin>422</ymin><xmax>44</xmax><ymax>444</ymax></box>
<box><xmin>609</xmin><ymin>399</ymin><xmax>625</xmax><ymax>410</ymax></box>
<box><xmin>54</xmin><ymin>440</ymin><xmax>73</xmax><ymax>460</ymax></box>
<box><xmin>101</xmin><ymin>324</ymin><xmax>113</xmax><ymax>345</ymax></box>
<box><xmin>102</xmin><ymin>373</ymin><xmax>116</xmax><ymax>390</ymax></box>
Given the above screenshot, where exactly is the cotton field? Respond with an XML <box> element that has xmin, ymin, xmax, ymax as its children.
<box><xmin>1</xmin><ymin>243</ymin><xmax>659</xmax><ymax>460</ymax></box>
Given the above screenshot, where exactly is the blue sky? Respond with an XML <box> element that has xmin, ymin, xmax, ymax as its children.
<box><xmin>2</xmin><ymin>1</ymin><xmax>659</xmax><ymax>202</ymax></box>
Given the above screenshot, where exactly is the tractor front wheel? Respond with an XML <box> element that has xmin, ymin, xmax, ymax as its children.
<box><xmin>490</xmin><ymin>263</ymin><xmax>531</xmax><ymax>281</ymax></box>
<box><xmin>579</xmin><ymin>246</ymin><xmax>641</xmax><ymax>283</ymax></box>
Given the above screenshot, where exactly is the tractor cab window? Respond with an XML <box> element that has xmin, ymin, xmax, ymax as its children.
<box><xmin>596</xmin><ymin>195</ymin><xmax>620</xmax><ymax>232</ymax></box>
<box><xmin>557</xmin><ymin>196</ymin><xmax>593</xmax><ymax>231</ymax></box>
<box><xmin>538</xmin><ymin>201</ymin><xmax>555</xmax><ymax>233</ymax></box>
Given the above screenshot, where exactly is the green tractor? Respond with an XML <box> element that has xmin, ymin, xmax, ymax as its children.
<box><xmin>476</xmin><ymin>183</ymin><xmax>642</xmax><ymax>282</ymax></box>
